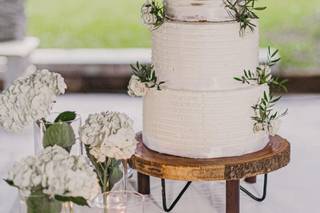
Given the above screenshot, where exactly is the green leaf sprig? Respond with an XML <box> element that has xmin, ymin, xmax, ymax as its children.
<box><xmin>130</xmin><ymin>62</ymin><xmax>165</xmax><ymax>90</ymax></box>
<box><xmin>225</xmin><ymin>0</ymin><xmax>266</xmax><ymax>34</ymax></box>
<box><xmin>234</xmin><ymin>47</ymin><xmax>288</xmax><ymax>92</ymax></box>
<box><xmin>252</xmin><ymin>91</ymin><xmax>288</xmax><ymax>130</ymax></box>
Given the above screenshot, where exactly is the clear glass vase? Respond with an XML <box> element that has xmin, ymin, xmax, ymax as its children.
<box><xmin>19</xmin><ymin>192</ymin><xmax>74</xmax><ymax>213</ymax></box>
<box><xmin>33</xmin><ymin>112</ymin><xmax>82</xmax><ymax>155</ymax></box>
<box><xmin>87</xmin><ymin>191</ymin><xmax>145</xmax><ymax>213</ymax></box>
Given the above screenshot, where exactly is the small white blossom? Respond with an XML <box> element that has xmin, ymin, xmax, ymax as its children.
<box><xmin>268</xmin><ymin>119</ymin><xmax>281</xmax><ymax>136</ymax></box>
<box><xmin>80</xmin><ymin>112</ymin><xmax>138</xmax><ymax>162</ymax></box>
<box><xmin>141</xmin><ymin>1</ymin><xmax>158</xmax><ymax>27</ymax></box>
<box><xmin>253</xmin><ymin>123</ymin><xmax>264</xmax><ymax>134</ymax></box>
<box><xmin>6</xmin><ymin>146</ymin><xmax>100</xmax><ymax>201</ymax></box>
<box><xmin>0</xmin><ymin>69</ymin><xmax>67</xmax><ymax>132</ymax></box>
<box><xmin>128</xmin><ymin>75</ymin><xmax>149</xmax><ymax>97</ymax></box>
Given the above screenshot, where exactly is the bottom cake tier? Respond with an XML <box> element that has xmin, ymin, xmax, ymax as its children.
<box><xmin>143</xmin><ymin>85</ymin><xmax>269</xmax><ymax>158</ymax></box>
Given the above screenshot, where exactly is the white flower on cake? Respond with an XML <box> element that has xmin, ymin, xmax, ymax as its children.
<box><xmin>140</xmin><ymin>0</ymin><xmax>164</xmax><ymax>30</ymax></box>
<box><xmin>128</xmin><ymin>75</ymin><xmax>149</xmax><ymax>97</ymax></box>
<box><xmin>80</xmin><ymin>111</ymin><xmax>138</xmax><ymax>162</ymax></box>
<box><xmin>253</xmin><ymin>123</ymin><xmax>264</xmax><ymax>134</ymax></box>
<box><xmin>128</xmin><ymin>62</ymin><xmax>165</xmax><ymax>97</ymax></box>
<box><xmin>0</xmin><ymin>69</ymin><xmax>66</xmax><ymax>132</ymax></box>
<box><xmin>141</xmin><ymin>2</ymin><xmax>157</xmax><ymax>27</ymax></box>
<box><xmin>6</xmin><ymin>145</ymin><xmax>100</xmax><ymax>202</ymax></box>
<box><xmin>267</xmin><ymin>119</ymin><xmax>281</xmax><ymax>136</ymax></box>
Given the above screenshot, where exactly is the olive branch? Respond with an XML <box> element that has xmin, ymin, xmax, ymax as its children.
<box><xmin>233</xmin><ymin>46</ymin><xmax>288</xmax><ymax>133</ymax></box>
<box><xmin>252</xmin><ymin>91</ymin><xmax>288</xmax><ymax>130</ymax></box>
<box><xmin>234</xmin><ymin>47</ymin><xmax>288</xmax><ymax>92</ymax></box>
<box><xmin>130</xmin><ymin>62</ymin><xmax>165</xmax><ymax>90</ymax></box>
<box><xmin>225</xmin><ymin>0</ymin><xmax>267</xmax><ymax>34</ymax></box>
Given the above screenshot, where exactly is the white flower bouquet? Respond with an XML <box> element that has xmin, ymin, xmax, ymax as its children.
<box><xmin>5</xmin><ymin>145</ymin><xmax>100</xmax><ymax>213</ymax></box>
<box><xmin>80</xmin><ymin>111</ymin><xmax>138</xmax><ymax>193</ymax></box>
<box><xmin>0</xmin><ymin>69</ymin><xmax>66</xmax><ymax>132</ymax></box>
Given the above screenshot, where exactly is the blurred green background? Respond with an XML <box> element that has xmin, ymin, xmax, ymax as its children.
<box><xmin>27</xmin><ymin>0</ymin><xmax>320</xmax><ymax>69</ymax></box>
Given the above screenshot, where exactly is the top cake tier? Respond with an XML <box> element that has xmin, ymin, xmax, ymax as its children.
<box><xmin>164</xmin><ymin>0</ymin><xmax>234</xmax><ymax>22</ymax></box>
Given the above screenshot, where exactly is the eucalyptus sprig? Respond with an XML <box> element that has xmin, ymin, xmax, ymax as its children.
<box><xmin>234</xmin><ymin>47</ymin><xmax>288</xmax><ymax>92</ymax></box>
<box><xmin>252</xmin><ymin>91</ymin><xmax>288</xmax><ymax>130</ymax></box>
<box><xmin>130</xmin><ymin>62</ymin><xmax>165</xmax><ymax>90</ymax></box>
<box><xmin>225</xmin><ymin>0</ymin><xmax>266</xmax><ymax>34</ymax></box>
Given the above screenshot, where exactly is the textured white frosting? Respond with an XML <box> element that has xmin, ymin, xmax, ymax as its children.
<box><xmin>164</xmin><ymin>0</ymin><xmax>233</xmax><ymax>22</ymax></box>
<box><xmin>143</xmin><ymin>85</ymin><xmax>269</xmax><ymax>158</ymax></box>
<box><xmin>152</xmin><ymin>21</ymin><xmax>259</xmax><ymax>91</ymax></box>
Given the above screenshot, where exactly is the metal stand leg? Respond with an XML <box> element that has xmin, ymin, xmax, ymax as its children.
<box><xmin>240</xmin><ymin>174</ymin><xmax>268</xmax><ymax>202</ymax></box>
<box><xmin>161</xmin><ymin>179</ymin><xmax>192</xmax><ymax>212</ymax></box>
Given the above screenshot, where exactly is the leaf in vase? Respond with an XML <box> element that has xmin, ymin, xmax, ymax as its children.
<box><xmin>54</xmin><ymin>111</ymin><xmax>76</xmax><ymax>123</ymax></box>
<box><xmin>27</xmin><ymin>190</ymin><xmax>62</xmax><ymax>213</ymax></box>
<box><xmin>4</xmin><ymin>179</ymin><xmax>15</xmax><ymax>187</ymax></box>
<box><xmin>54</xmin><ymin>195</ymin><xmax>89</xmax><ymax>207</ymax></box>
<box><xmin>109</xmin><ymin>166</ymin><xmax>123</xmax><ymax>190</ymax></box>
<box><xmin>43</xmin><ymin>123</ymin><xmax>76</xmax><ymax>152</ymax></box>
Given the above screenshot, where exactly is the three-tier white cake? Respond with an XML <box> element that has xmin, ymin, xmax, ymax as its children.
<box><xmin>142</xmin><ymin>0</ymin><xmax>269</xmax><ymax>158</ymax></box>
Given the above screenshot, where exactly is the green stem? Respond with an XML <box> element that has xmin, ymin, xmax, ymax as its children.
<box><xmin>122</xmin><ymin>160</ymin><xmax>128</xmax><ymax>191</ymax></box>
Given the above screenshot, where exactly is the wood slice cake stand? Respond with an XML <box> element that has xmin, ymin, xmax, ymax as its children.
<box><xmin>130</xmin><ymin>133</ymin><xmax>290</xmax><ymax>213</ymax></box>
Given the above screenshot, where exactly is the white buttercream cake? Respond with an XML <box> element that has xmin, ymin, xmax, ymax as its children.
<box><xmin>142</xmin><ymin>0</ymin><xmax>269</xmax><ymax>158</ymax></box>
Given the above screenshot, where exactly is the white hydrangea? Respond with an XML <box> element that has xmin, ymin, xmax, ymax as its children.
<box><xmin>80</xmin><ymin>111</ymin><xmax>138</xmax><ymax>162</ymax></box>
<box><xmin>127</xmin><ymin>75</ymin><xmax>149</xmax><ymax>97</ymax></box>
<box><xmin>141</xmin><ymin>1</ymin><xmax>157</xmax><ymax>27</ymax></box>
<box><xmin>268</xmin><ymin>119</ymin><xmax>281</xmax><ymax>136</ymax></box>
<box><xmin>0</xmin><ymin>69</ymin><xmax>67</xmax><ymax>132</ymax></box>
<box><xmin>6</xmin><ymin>145</ymin><xmax>100</xmax><ymax>201</ymax></box>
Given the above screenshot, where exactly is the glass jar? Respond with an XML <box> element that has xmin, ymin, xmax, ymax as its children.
<box><xmin>33</xmin><ymin>112</ymin><xmax>82</xmax><ymax>155</ymax></box>
<box><xmin>19</xmin><ymin>191</ymin><xmax>74</xmax><ymax>213</ymax></box>
<box><xmin>86</xmin><ymin>191</ymin><xmax>145</xmax><ymax>213</ymax></box>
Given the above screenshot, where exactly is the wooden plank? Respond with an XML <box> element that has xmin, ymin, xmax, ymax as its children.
<box><xmin>130</xmin><ymin>133</ymin><xmax>290</xmax><ymax>181</ymax></box>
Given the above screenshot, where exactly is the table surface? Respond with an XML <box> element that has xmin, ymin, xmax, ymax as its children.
<box><xmin>1</xmin><ymin>94</ymin><xmax>319</xmax><ymax>213</ymax></box>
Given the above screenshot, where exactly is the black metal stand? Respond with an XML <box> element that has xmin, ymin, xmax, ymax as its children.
<box><xmin>240</xmin><ymin>174</ymin><xmax>268</xmax><ymax>202</ymax></box>
<box><xmin>161</xmin><ymin>179</ymin><xmax>192</xmax><ymax>212</ymax></box>
<box><xmin>160</xmin><ymin>174</ymin><xmax>268</xmax><ymax>212</ymax></box>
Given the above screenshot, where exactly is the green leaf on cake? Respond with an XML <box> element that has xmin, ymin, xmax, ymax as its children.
<box><xmin>225</xmin><ymin>0</ymin><xmax>267</xmax><ymax>34</ymax></box>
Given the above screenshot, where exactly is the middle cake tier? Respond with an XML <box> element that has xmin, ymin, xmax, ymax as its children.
<box><xmin>143</xmin><ymin>84</ymin><xmax>269</xmax><ymax>158</ymax></box>
<box><xmin>152</xmin><ymin>20</ymin><xmax>259</xmax><ymax>91</ymax></box>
